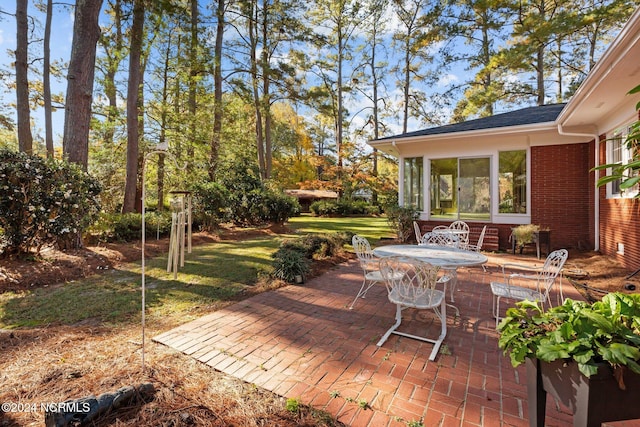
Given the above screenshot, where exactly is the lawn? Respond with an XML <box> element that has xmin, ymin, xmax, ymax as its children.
<box><xmin>0</xmin><ymin>214</ymin><xmax>394</xmax><ymax>329</ymax></box>
<box><xmin>1</xmin><ymin>215</ymin><xmax>393</xmax><ymax>426</ymax></box>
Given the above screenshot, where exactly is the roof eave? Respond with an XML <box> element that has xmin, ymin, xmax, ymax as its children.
<box><xmin>369</xmin><ymin>121</ymin><xmax>557</xmax><ymax>156</ymax></box>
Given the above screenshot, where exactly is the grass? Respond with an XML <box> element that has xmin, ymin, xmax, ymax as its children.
<box><xmin>0</xmin><ymin>215</ymin><xmax>390</xmax><ymax>426</ymax></box>
<box><xmin>287</xmin><ymin>214</ymin><xmax>394</xmax><ymax>244</ymax></box>
<box><xmin>0</xmin><ymin>215</ymin><xmax>393</xmax><ymax>329</ymax></box>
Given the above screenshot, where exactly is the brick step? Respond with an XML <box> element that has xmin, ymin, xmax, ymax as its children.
<box><xmin>470</xmin><ymin>227</ymin><xmax>499</xmax><ymax>252</ymax></box>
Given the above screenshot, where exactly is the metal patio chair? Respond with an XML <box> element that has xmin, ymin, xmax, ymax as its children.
<box><xmin>376</xmin><ymin>255</ymin><xmax>447</xmax><ymax>361</ymax></box>
<box><xmin>350</xmin><ymin>235</ymin><xmax>401</xmax><ymax>309</ymax></box>
<box><xmin>449</xmin><ymin>220</ymin><xmax>470</xmax><ymax>249</ymax></box>
<box><xmin>490</xmin><ymin>249</ymin><xmax>569</xmax><ymax>327</ymax></box>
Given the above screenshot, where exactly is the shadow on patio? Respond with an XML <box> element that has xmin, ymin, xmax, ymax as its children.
<box><xmin>153</xmin><ymin>256</ymin><xmax>636</xmax><ymax>427</ymax></box>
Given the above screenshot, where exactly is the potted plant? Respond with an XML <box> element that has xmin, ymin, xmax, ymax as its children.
<box><xmin>498</xmin><ymin>292</ymin><xmax>640</xmax><ymax>426</ymax></box>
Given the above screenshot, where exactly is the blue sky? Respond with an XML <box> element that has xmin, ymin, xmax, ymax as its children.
<box><xmin>0</xmin><ymin>2</ymin><xmax>75</xmax><ymax>144</ymax></box>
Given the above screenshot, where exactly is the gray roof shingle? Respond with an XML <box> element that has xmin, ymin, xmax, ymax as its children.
<box><xmin>375</xmin><ymin>103</ymin><xmax>567</xmax><ymax>141</ymax></box>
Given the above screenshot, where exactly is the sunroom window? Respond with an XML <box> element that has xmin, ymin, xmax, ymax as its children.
<box><xmin>606</xmin><ymin>126</ymin><xmax>638</xmax><ymax>198</ymax></box>
<box><xmin>498</xmin><ymin>150</ymin><xmax>527</xmax><ymax>214</ymax></box>
<box><xmin>403</xmin><ymin>157</ymin><xmax>423</xmax><ymax>210</ymax></box>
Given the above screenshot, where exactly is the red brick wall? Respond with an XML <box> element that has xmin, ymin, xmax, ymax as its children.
<box><xmin>596</xmin><ymin>138</ymin><xmax>640</xmax><ymax>270</ymax></box>
<box><xmin>530</xmin><ymin>143</ymin><xmax>593</xmax><ymax>251</ymax></box>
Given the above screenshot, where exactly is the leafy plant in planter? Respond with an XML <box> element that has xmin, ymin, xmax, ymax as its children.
<box><xmin>499</xmin><ymin>292</ymin><xmax>640</xmax><ymax>379</ymax></box>
<box><xmin>499</xmin><ymin>293</ymin><xmax>640</xmax><ymax>426</ymax></box>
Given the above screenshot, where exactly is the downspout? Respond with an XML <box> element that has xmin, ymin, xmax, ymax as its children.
<box><xmin>393</xmin><ymin>141</ymin><xmax>402</xmax><ymax>206</ymax></box>
<box><xmin>557</xmin><ymin>124</ymin><xmax>600</xmax><ymax>251</ymax></box>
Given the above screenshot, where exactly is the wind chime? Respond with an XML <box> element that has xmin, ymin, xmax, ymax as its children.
<box><xmin>167</xmin><ymin>190</ymin><xmax>192</xmax><ymax>279</ymax></box>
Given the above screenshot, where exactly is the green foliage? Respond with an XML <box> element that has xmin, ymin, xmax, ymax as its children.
<box><xmin>85</xmin><ymin>212</ymin><xmax>173</xmax><ymax>243</ymax></box>
<box><xmin>0</xmin><ymin>149</ymin><xmax>101</xmax><ymax>256</ymax></box>
<box><xmin>285</xmin><ymin>398</ymin><xmax>300</xmax><ymax>413</ymax></box>
<box><xmin>271</xmin><ymin>232</ymin><xmax>347</xmax><ymax>282</ymax></box>
<box><xmin>385</xmin><ymin>205</ymin><xmax>419</xmax><ymax>243</ymax></box>
<box><xmin>309</xmin><ymin>199</ymin><xmax>380</xmax><ymax>216</ymax></box>
<box><xmin>271</xmin><ymin>248</ymin><xmax>311</xmax><ymax>283</ymax></box>
<box><xmin>191</xmin><ymin>181</ymin><xmax>230</xmax><ymax>229</ymax></box>
<box><xmin>498</xmin><ymin>293</ymin><xmax>640</xmax><ymax>378</ymax></box>
<box><xmin>593</xmin><ymin>84</ymin><xmax>640</xmax><ymax>195</ymax></box>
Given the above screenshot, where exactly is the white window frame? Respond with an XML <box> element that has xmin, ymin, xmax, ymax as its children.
<box><xmin>606</xmin><ymin>124</ymin><xmax>638</xmax><ymax>199</ymax></box>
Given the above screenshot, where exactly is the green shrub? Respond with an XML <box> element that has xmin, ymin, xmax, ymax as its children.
<box><xmin>191</xmin><ymin>181</ymin><xmax>230</xmax><ymax>230</ymax></box>
<box><xmin>262</xmin><ymin>191</ymin><xmax>300</xmax><ymax>224</ymax></box>
<box><xmin>385</xmin><ymin>204</ymin><xmax>419</xmax><ymax>243</ymax></box>
<box><xmin>310</xmin><ymin>199</ymin><xmax>379</xmax><ymax>216</ymax></box>
<box><xmin>271</xmin><ymin>233</ymin><xmax>346</xmax><ymax>282</ymax></box>
<box><xmin>271</xmin><ymin>248</ymin><xmax>310</xmax><ymax>283</ymax></box>
<box><xmin>0</xmin><ymin>149</ymin><xmax>101</xmax><ymax>256</ymax></box>
<box><xmin>310</xmin><ymin>200</ymin><xmax>338</xmax><ymax>216</ymax></box>
<box><xmin>86</xmin><ymin>212</ymin><xmax>173</xmax><ymax>243</ymax></box>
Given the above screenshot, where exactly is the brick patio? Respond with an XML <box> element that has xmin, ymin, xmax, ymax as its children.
<box><xmin>153</xmin><ymin>255</ymin><xmax>639</xmax><ymax>426</ymax></box>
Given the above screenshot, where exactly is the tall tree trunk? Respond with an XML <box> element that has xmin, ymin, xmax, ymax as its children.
<box><xmin>209</xmin><ymin>0</ymin><xmax>225</xmax><ymax>181</ymax></box>
<box><xmin>187</xmin><ymin>0</ymin><xmax>198</xmax><ymax>175</ymax></box>
<box><xmin>62</xmin><ymin>0</ymin><xmax>103</xmax><ymax>169</ymax></box>
<box><xmin>103</xmin><ymin>0</ymin><xmax>124</xmax><ymax>146</ymax></box>
<box><xmin>43</xmin><ymin>0</ymin><xmax>53</xmax><ymax>157</ymax></box>
<box><xmin>536</xmin><ymin>45</ymin><xmax>545</xmax><ymax>105</ymax></box>
<box><xmin>122</xmin><ymin>0</ymin><xmax>144</xmax><ymax>213</ymax></box>
<box><xmin>261</xmin><ymin>0</ymin><xmax>272</xmax><ymax>179</ymax></box>
<box><xmin>16</xmin><ymin>0</ymin><xmax>33</xmax><ymax>154</ymax></box>
<box><xmin>248</xmin><ymin>2</ymin><xmax>266</xmax><ymax>179</ymax></box>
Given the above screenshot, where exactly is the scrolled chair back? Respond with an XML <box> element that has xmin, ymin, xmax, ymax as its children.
<box><xmin>419</xmin><ymin>231</ymin><xmax>460</xmax><ymax>248</ymax></box>
<box><xmin>379</xmin><ymin>256</ymin><xmax>441</xmax><ymax>303</ymax></box>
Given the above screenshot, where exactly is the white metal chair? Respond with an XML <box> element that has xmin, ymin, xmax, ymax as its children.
<box><xmin>413</xmin><ymin>221</ymin><xmax>422</xmax><ymax>243</ymax></box>
<box><xmin>466</xmin><ymin>225</ymin><xmax>487</xmax><ymax>253</ymax></box>
<box><xmin>376</xmin><ymin>255</ymin><xmax>447</xmax><ymax>361</ymax></box>
<box><xmin>350</xmin><ymin>235</ymin><xmax>398</xmax><ymax>309</ymax></box>
<box><xmin>466</xmin><ymin>225</ymin><xmax>488</xmax><ymax>282</ymax></box>
<box><xmin>449</xmin><ymin>220</ymin><xmax>470</xmax><ymax>249</ymax></box>
<box><xmin>419</xmin><ymin>231</ymin><xmax>460</xmax><ymax>248</ymax></box>
<box><xmin>419</xmin><ymin>231</ymin><xmax>460</xmax><ymax>304</ymax></box>
<box><xmin>490</xmin><ymin>249</ymin><xmax>569</xmax><ymax>327</ymax></box>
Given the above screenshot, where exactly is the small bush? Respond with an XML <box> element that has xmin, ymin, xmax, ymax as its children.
<box><xmin>271</xmin><ymin>248</ymin><xmax>310</xmax><ymax>283</ymax></box>
<box><xmin>271</xmin><ymin>233</ymin><xmax>346</xmax><ymax>282</ymax></box>
<box><xmin>386</xmin><ymin>205</ymin><xmax>419</xmax><ymax>243</ymax></box>
<box><xmin>86</xmin><ymin>212</ymin><xmax>173</xmax><ymax>243</ymax></box>
<box><xmin>310</xmin><ymin>200</ymin><xmax>338</xmax><ymax>216</ymax></box>
<box><xmin>310</xmin><ymin>199</ymin><xmax>379</xmax><ymax>217</ymax></box>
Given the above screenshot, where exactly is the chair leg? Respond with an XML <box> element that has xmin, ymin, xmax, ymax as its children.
<box><xmin>349</xmin><ymin>279</ymin><xmax>375</xmax><ymax>309</ymax></box>
<box><xmin>447</xmin><ymin>268</ymin><xmax>458</xmax><ymax>302</ymax></box>
<box><xmin>377</xmin><ymin>304</ymin><xmax>403</xmax><ymax>346</ymax></box>
<box><xmin>428</xmin><ymin>298</ymin><xmax>447</xmax><ymax>361</ymax></box>
<box><xmin>493</xmin><ymin>295</ymin><xmax>501</xmax><ymax>328</ymax></box>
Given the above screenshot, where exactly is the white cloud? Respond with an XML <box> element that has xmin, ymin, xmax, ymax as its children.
<box><xmin>438</xmin><ymin>73</ymin><xmax>459</xmax><ymax>87</ymax></box>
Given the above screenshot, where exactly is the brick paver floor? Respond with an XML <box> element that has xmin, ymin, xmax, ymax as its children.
<box><xmin>154</xmin><ymin>256</ymin><xmax>640</xmax><ymax>427</ymax></box>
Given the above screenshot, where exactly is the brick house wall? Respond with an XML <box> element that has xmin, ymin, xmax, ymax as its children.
<box><xmin>596</xmin><ymin>137</ymin><xmax>640</xmax><ymax>271</ymax></box>
<box><xmin>417</xmin><ymin>142</ymin><xmax>596</xmax><ymax>254</ymax></box>
<box><xmin>530</xmin><ymin>143</ymin><xmax>593</xmax><ymax>251</ymax></box>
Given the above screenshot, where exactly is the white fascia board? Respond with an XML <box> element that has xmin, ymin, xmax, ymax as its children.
<box><xmin>557</xmin><ymin>6</ymin><xmax>640</xmax><ymax>128</ymax></box>
<box><xmin>369</xmin><ymin>121</ymin><xmax>561</xmax><ymax>157</ymax></box>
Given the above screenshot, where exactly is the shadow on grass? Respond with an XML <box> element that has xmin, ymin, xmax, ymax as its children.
<box><xmin>0</xmin><ymin>238</ymin><xmax>282</xmax><ymax>329</ymax></box>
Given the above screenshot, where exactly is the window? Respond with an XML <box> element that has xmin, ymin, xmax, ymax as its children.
<box><xmin>403</xmin><ymin>157</ymin><xmax>423</xmax><ymax>210</ymax></box>
<box><xmin>430</xmin><ymin>157</ymin><xmax>490</xmax><ymax>220</ymax></box>
<box><xmin>606</xmin><ymin>126</ymin><xmax>638</xmax><ymax>198</ymax></box>
<box><xmin>498</xmin><ymin>150</ymin><xmax>527</xmax><ymax>214</ymax></box>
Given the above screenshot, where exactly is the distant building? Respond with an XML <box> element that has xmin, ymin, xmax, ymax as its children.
<box><xmin>285</xmin><ymin>189</ymin><xmax>339</xmax><ymax>212</ymax></box>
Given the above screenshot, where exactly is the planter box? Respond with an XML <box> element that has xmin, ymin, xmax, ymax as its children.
<box><xmin>511</xmin><ymin>229</ymin><xmax>551</xmax><ymax>259</ymax></box>
<box><xmin>526</xmin><ymin>358</ymin><xmax>640</xmax><ymax>427</ymax></box>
